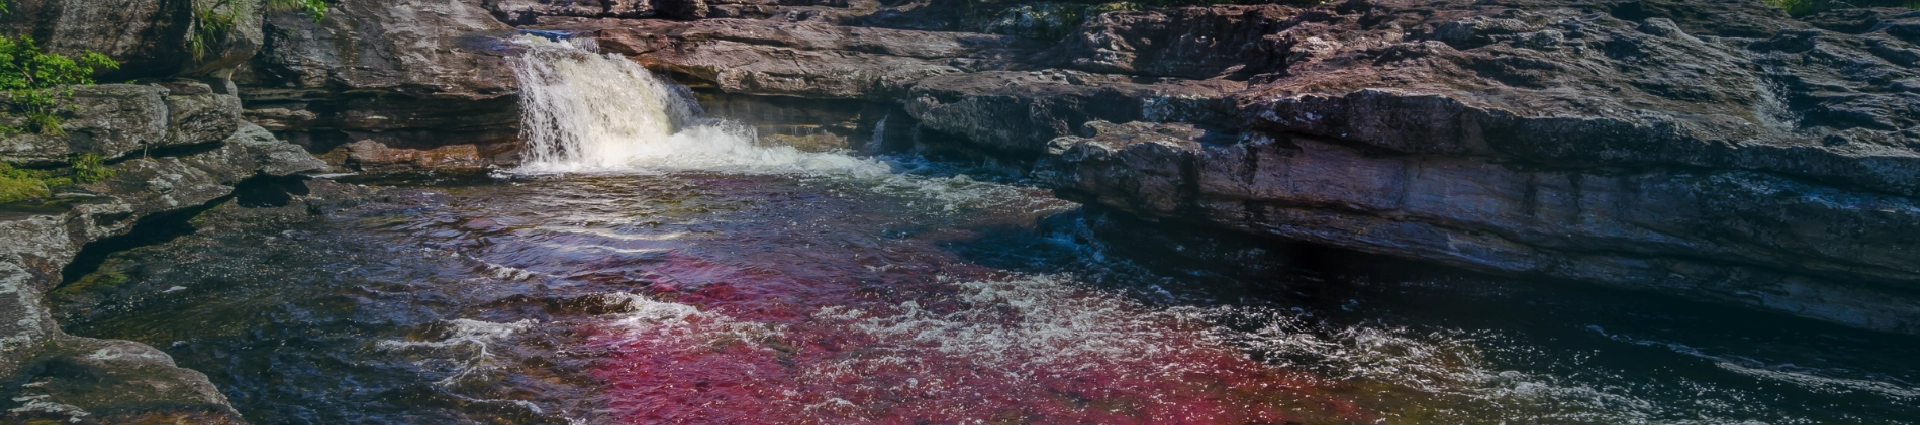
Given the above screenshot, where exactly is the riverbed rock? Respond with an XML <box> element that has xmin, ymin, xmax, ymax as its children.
<box><xmin>336</xmin><ymin>140</ymin><xmax>487</xmax><ymax>172</ymax></box>
<box><xmin>238</xmin><ymin>0</ymin><xmax>522</xmax><ymax>161</ymax></box>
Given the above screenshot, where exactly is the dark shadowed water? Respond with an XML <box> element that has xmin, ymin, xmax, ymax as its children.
<box><xmin>53</xmin><ymin>162</ymin><xmax>1920</xmax><ymax>424</ymax></box>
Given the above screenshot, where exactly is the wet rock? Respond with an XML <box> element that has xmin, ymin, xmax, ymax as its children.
<box><xmin>0</xmin><ymin>114</ymin><xmax>326</xmax><ymax>424</ymax></box>
<box><xmin>1040</xmin><ymin>120</ymin><xmax>1920</xmax><ymax>334</ymax></box>
<box><xmin>6</xmin><ymin>338</ymin><xmax>246</xmax><ymax>424</ymax></box>
<box><xmin>337</xmin><ymin>140</ymin><xmax>487</xmax><ymax>172</ymax></box>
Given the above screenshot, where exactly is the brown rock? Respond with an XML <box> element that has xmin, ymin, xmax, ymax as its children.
<box><xmin>341</xmin><ymin>140</ymin><xmax>487</xmax><ymax>172</ymax></box>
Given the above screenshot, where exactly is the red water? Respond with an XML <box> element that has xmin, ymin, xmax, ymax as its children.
<box><xmin>584</xmin><ymin>253</ymin><xmax>1370</xmax><ymax>424</ymax></box>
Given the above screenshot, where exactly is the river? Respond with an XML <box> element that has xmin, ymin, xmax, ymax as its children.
<box><xmin>49</xmin><ymin>36</ymin><xmax>1920</xmax><ymax>424</ymax></box>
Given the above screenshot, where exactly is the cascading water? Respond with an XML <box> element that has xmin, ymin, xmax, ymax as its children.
<box><xmin>509</xmin><ymin>36</ymin><xmax>887</xmax><ymax>176</ymax></box>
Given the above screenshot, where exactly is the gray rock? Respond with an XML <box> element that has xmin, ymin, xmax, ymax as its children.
<box><xmin>0</xmin><ymin>0</ymin><xmax>264</xmax><ymax>80</ymax></box>
<box><xmin>0</xmin><ymin>115</ymin><xmax>325</xmax><ymax>424</ymax></box>
<box><xmin>0</xmin><ymin>84</ymin><xmax>248</xmax><ymax>166</ymax></box>
<box><xmin>1041</xmin><ymin>119</ymin><xmax>1920</xmax><ymax>334</ymax></box>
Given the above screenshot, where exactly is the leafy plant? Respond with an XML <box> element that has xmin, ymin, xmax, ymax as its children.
<box><xmin>189</xmin><ymin>0</ymin><xmax>329</xmax><ymax>60</ymax></box>
<box><xmin>0</xmin><ymin>161</ymin><xmax>49</xmax><ymax>203</ymax></box>
<box><xmin>269</xmin><ymin>0</ymin><xmax>329</xmax><ymax>22</ymax></box>
<box><xmin>69</xmin><ymin>152</ymin><xmax>113</xmax><ymax>183</ymax></box>
<box><xmin>0</xmin><ymin>35</ymin><xmax>119</xmax><ymax>135</ymax></box>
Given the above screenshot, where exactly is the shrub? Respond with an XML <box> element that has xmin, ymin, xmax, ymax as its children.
<box><xmin>0</xmin><ymin>35</ymin><xmax>118</xmax><ymax>135</ymax></box>
<box><xmin>0</xmin><ymin>161</ymin><xmax>49</xmax><ymax>204</ymax></box>
<box><xmin>69</xmin><ymin>152</ymin><xmax>113</xmax><ymax>183</ymax></box>
<box><xmin>190</xmin><ymin>0</ymin><xmax>329</xmax><ymax>60</ymax></box>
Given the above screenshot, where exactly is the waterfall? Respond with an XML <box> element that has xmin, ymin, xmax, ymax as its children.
<box><xmin>508</xmin><ymin>36</ymin><xmax>887</xmax><ymax>176</ymax></box>
<box><xmin>867</xmin><ymin>113</ymin><xmax>889</xmax><ymax>152</ymax></box>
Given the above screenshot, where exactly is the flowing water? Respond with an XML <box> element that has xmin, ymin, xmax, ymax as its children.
<box><xmin>52</xmin><ymin>37</ymin><xmax>1920</xmax><ymax>424</ymax></box>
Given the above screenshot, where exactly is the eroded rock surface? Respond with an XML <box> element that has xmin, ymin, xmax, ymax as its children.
<box><xmin>0</xmin><ymin>119</ymin><xmax>324</xmax><ymax>422</ymax></box>
<box><xmin>0</xmin><ymin>83</ymin><xmax>244</xmax><ymax>167</ymax></box>
<box><xmin>2</xmin><ymin>90</ymin><xmax>324</xmax><ymax>425</ymax></box>
<box><xmin>0</xmin><ymin>0</ymin><xmax>264</xmax><ymax>80</ymax></box>
<box><xmin>1037</xmin><ymin>1</ymin><xmax>1920</xmax><ymax>333</ymax></box>
<box><xmin>238</xmin><ymin>0</ymin><xmax>523</xmax><ymax>163</ymax></box>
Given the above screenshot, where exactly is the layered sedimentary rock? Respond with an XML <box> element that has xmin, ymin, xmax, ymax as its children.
<box><xmin>0</xmin><ymin>90</ymin><xmax>325</xmax><ymax>423</ymax></box>
<box><xmin>1</xmin><ymin>4</ymin><xmax>331</xmax><ymax>421</ymax></box>
<box><xmin>1038</xmin><ymin>1</ymin><xmax>1920</xmax><ymax>333</ymax></box>
<box><xmin>523</xmin><ymin>0</ymin><xmax>1920</xmax><ymax>333</ymax></box>
<box><xmin>238</xmin><ymin>0</ymin><xmax>523</xmax><ymax>166</ymax></box>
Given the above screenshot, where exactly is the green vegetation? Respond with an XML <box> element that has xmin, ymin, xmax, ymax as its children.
<box><xmin>0</xmin><ymin>35</ymin><xmax>118</xmax><ymax>135</ymax></box>
<box><xmin>0</xmin><ymin>154</ymin><xmax>117</xmax><ymax>204</ymax></box>
<box><xmin>69</xmin><ymin>152</ymin><xmax>113</xmax><ymax>183</ymax></box>
<box><xmin>0</xmin><ymin>161</ymin><xmax>49</xmax><ymax>203</ymax></box>
<box><xmin>190</xmin><ymin>0</ymin><xmax>329</xmax><ymax>60</ymax></box>
<box><xmin>1761</xmin><ymin>0</ymin><xmax>1920</xmax><ymax>15</ymax></box>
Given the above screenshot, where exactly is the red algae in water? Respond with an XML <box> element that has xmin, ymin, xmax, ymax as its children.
<box><xmin>584</xmin><ymin>256</ymin><xmax>1369</xmax><ymax>424</ymax></box>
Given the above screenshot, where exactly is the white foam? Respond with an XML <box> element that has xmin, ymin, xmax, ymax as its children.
<box><xmin>505</xmin><ymin>36</ymin><xmax>1064</xmax><ymax>215</ymax></box>
<box><xmin>377</xmin><ymin>318</ymin><xmax>538</xmax><ymax>385</ymax></box>
<box><xmin>508</xmin><ymin>36</ymin><xmax>891</xmax><ymax>177</ymax></box>
<box><xmin>805</xmin><ymin>274</ymin><xmax>1210</xmax><ymax>386</ymax></box>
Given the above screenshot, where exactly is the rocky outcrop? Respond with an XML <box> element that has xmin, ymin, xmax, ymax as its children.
<box><xmin>0</xmin><ymin>0</ymin><xmax>267</xmax><ymax>81</ymax></box>
<box><xmin>1</xmin><ymin>97</ymin><xmax>325</xmax><ymax>423</ymax></box>
<box><xmin>536</xmin><ymin>17</ymin><xmax>1035</xmax><ymax>99</ymax></box>
<box><xmin>238</xmin><ymin>0</ymin><xmax>522</xmax><ymax>164</ymax></box>
<box><xmin>0</xmin><ymin>82</ymin><xmax>244</xmax><ymax>166</ymax></box>
<box><xmin>1035</xmin><ymin>1</ymin><xmax>1920</xmax><ymax>333</ymax></box>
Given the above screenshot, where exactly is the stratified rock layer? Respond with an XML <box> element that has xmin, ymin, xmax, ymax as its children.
<box><xmin>1036</xmin><ymin>1</ymin><xmax>1920</xmax><ymax>333</ymax></box>
<box><xmin>238</xmin><ymin>0</ymin><xmax>523</xmax><ymax>163</ymax></box>
<box><xmin>1</xmin><ymin>93</ymin><xmax>324</xmax><ymax>424</ymax></box>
